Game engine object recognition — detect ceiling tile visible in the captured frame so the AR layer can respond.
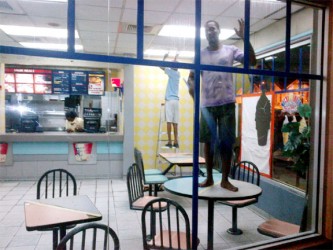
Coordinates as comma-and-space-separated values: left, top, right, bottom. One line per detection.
76, 6, 121, 22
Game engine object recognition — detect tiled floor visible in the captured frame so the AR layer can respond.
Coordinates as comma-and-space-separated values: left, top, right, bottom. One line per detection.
0, 178, 272, 250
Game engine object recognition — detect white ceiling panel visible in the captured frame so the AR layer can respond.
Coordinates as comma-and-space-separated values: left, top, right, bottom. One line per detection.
121, 9, 137, 23
29, 17, 67, 29
250, 18, 277, 33
164, 13, 195, 26
144, 11, 171, 25
202, 0, 239, 16
78, 31, 113, 41
220, 1, 245, 18
16, 1, 67, 18
75, 0, 123, 8
77, 20, 119, 33
250, 1, 286, 19
76, 6, 122, 22
0, 13, 33, 26
174, 0, 195, 14
82, 40, 116, 54
144, 0, 181, 12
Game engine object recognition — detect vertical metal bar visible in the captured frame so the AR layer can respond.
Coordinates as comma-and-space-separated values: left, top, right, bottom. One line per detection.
285, 0, 291, 73
52, 172, 55, 198
272, 58, 275, 90
243, 0, 251, 69
137, 0, 144, 59
191, 0, 201, 248
59, 172, 63, 197
67, 0, 75, 53
299, 47, 303, 89
93, 228, 97, 250
45, 175, 48, 198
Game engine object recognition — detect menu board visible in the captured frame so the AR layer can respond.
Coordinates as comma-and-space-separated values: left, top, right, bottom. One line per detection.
5, 68, 52, 94
71, 71, 88, 95
4, 68, 104, 96
52, 70, 70, 94
88, 71, 105, 95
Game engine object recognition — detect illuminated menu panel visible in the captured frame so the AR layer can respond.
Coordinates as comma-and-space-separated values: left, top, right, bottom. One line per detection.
4, 68, 104, 96
52, 70, 70, 94
88, 72, 105, 96
71, 71, 88, 95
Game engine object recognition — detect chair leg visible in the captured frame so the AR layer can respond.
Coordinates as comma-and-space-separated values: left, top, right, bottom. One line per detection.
149, 184, 152, 196
227, 206, 243, 235
52, 229, 58, 250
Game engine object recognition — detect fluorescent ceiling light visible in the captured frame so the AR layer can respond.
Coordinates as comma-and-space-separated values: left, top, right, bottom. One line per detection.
20, 42, 83, 51
144, 49, 194, 58
0, 25, 79, 39
158, 25, 235, 40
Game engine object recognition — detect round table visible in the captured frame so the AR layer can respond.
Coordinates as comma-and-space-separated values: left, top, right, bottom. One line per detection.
164, 176, 262, 250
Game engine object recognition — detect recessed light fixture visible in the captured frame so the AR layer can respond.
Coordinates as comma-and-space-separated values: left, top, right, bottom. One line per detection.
20, 42, 83, 51
0, 25, 79, 39
158, 25, 235, 40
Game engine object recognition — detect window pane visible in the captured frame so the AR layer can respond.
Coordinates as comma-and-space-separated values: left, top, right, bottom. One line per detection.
0, 0, 68, 51
251, 0, 287, 72
144, 0, 195, 61
75, 0, 136, 57
201, 0, 245, 68
290, 4, 323, 75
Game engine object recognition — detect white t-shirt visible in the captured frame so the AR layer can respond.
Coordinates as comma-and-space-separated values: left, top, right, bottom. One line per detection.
201, 45, 244, 107
66, 117, 84, 131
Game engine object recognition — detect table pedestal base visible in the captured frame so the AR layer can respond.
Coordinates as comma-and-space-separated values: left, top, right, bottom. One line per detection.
227, 228, 243, 235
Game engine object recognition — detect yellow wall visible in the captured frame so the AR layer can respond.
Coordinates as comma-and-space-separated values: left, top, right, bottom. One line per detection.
134, 65, 194, 170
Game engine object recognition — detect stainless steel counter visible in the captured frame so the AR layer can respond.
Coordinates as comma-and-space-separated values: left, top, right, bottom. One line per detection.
0, 132, 123, 142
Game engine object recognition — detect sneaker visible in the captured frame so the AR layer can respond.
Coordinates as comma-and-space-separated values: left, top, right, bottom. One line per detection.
173, 143, 179, 148
165, 143, 172, 148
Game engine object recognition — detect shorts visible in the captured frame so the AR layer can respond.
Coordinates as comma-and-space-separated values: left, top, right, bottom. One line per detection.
199, 103, 235, 149
165, 100, 179, 123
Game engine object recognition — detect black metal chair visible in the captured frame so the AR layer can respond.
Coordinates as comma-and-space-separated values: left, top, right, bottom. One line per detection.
134, 148, 168, 196
56, 222, 120, 250
36, 168, 77, 249
126, 163, 158, 210
141, 197, 199, 250
220, 161, 260, 235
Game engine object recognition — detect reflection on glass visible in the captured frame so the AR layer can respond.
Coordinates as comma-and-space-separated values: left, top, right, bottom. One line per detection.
0, 1, 68, 50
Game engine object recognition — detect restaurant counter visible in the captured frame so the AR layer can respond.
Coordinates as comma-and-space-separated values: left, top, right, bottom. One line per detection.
0, 132, 124, 180
0, 132, 123, 142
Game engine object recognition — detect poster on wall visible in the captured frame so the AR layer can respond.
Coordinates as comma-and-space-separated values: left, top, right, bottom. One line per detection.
241, 94, 273, 175
71, 71, 88, 95
68, 142, 96, 164
52, 70, 71, 94
0, 143, 8, 163
88, 71, 105, 95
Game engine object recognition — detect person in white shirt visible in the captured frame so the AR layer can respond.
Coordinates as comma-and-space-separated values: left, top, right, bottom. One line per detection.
65, 111, 84, 133
160, 53, 181, 148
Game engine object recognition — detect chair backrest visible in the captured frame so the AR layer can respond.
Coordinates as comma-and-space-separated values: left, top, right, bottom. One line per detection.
141, 197, 192, 250
56, 222, 120, 250
134, 147, 146, 179
127, 163, 144, 209
37, 168, 77, 199
231, 161, 260, 186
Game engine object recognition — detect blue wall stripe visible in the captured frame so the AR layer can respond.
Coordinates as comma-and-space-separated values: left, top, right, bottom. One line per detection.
96, 142, 123, 154
13, 142, 68, 155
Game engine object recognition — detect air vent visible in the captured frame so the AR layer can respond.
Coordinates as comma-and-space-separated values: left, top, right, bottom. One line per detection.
118, 22, 161, 35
